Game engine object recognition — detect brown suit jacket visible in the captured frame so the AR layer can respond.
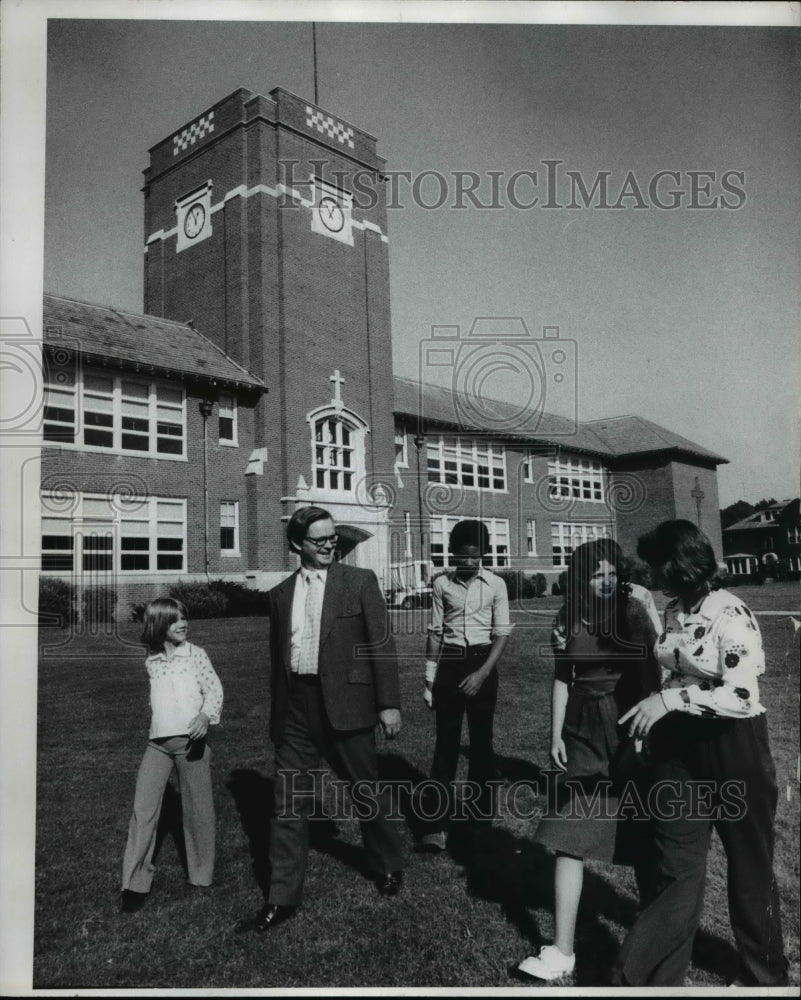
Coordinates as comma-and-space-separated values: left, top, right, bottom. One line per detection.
268, 561, 400, 743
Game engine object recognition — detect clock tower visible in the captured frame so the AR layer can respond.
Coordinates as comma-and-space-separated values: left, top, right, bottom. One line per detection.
142, 88, 396, 582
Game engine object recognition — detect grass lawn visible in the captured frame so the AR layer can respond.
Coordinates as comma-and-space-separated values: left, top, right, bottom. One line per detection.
34, 583, 799, 989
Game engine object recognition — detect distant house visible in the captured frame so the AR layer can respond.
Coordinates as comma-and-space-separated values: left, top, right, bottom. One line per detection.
722, 498, 801, 579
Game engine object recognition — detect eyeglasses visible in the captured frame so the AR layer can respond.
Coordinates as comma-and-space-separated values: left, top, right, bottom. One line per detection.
304, 533, 338, 549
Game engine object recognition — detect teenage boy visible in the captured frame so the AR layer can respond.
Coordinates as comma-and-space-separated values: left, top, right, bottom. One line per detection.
418, 519, 512, 850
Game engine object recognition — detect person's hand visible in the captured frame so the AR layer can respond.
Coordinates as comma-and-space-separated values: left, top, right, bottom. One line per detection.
619, 693, 669, 739
379, 708, 402, 739
550, 738, 567, 771
423, 681, 434, 709
458, 668, 488, 698
187, 712, 209, 740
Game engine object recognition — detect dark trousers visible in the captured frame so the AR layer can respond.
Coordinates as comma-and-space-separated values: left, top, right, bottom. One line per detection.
268, 674, 405, 907
613, 713, 788, 986
423, 644, 499, 832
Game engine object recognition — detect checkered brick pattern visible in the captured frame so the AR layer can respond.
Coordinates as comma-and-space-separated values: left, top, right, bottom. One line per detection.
305, 107, 355, 149
173, 112, 215, 156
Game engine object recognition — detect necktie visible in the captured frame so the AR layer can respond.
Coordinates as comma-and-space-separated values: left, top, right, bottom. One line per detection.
296, 572, 324, 674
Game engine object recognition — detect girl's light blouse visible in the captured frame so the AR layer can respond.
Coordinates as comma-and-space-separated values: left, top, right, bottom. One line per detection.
146, 642, 223, 739
656, 589, 766, 719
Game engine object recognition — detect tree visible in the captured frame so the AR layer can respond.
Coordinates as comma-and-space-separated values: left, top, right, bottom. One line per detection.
720, 500, 754, 529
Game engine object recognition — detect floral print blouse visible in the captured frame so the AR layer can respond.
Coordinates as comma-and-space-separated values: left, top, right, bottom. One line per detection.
146, 642, 224, 739
656, 589, 766, 719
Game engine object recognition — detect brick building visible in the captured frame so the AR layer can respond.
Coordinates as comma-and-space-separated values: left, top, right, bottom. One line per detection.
41, 87, 729, 612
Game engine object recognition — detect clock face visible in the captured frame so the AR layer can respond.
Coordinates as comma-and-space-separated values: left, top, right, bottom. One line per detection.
184, 203, 206, 239
318, 196, 345, 233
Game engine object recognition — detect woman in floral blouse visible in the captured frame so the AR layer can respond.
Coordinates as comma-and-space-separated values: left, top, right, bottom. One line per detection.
612, 520, 788, 987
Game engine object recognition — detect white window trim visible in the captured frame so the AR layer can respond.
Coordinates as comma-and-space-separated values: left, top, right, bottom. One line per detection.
307, 405, 368, 497
40, 491, 187, 575
220, 501, 240, 557
218, 394, 239, 447
429, 515, 510, 570
547, 456, 607, 504
43, 364, 187, 461
550, 521, 613, 568
526, 518, 538, 557
394, 427, 409, 469
426, 435, 508, 494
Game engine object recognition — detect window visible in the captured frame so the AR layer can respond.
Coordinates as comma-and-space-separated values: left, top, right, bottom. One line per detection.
788, 526, 800, 545
426, 436, 506, 492
547, 456, 606, 503
313, 415, 362, 492
41, 492, 186, 574
429, 516, 510, 569
220, 502, 240, 555
526, 519, 537, 556
551, 521, 613, 568
43, 358, 186, 459
394, 428, 408, 468
218, 394, 238, 445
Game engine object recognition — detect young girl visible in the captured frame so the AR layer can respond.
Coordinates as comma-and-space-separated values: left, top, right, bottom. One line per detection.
120, 598, 223, 913
518, 539, 661, 981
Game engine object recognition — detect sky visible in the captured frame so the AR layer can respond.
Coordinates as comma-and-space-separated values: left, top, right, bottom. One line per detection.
37, 11, 800, 508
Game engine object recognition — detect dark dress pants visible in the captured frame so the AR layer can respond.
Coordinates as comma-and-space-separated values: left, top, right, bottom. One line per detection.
268, 674, 405, 907
423, 644, 499, 833
613, 713, 788, 987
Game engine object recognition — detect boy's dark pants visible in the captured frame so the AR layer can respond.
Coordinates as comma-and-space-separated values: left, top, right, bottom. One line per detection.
422, 643, 499, 833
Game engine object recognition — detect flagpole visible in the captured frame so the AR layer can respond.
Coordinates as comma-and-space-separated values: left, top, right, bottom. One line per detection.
312, 22, 319, 105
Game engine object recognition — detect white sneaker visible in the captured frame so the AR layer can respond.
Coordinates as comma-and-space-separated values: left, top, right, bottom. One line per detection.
518, 945, 576, 981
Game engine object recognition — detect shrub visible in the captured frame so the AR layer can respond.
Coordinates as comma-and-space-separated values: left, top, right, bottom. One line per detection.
495, 570, 539, 601
168, 582, 230, 619
81, 585, 118, 623
39, 577, 73, 627
533, 573, 548, 597
209, 579, 269, 616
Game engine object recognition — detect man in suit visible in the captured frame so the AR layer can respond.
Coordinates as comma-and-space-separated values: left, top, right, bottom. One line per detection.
255, 505, 405, 930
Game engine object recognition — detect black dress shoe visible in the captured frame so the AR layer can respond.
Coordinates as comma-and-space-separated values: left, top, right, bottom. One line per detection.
375, 870, 403, 896
254, 902, 295, 931
120, 889, 148, 913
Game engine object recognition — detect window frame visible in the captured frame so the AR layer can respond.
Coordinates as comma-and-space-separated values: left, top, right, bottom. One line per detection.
426, 435, 507, 494
218, 394, 238, 447
41, 492, 187, 575
220, 500, 240, 556
429, 515, 510, 570
550, 521, 613, 568
310, 412, 366, 496
43, 360, 187, 460
547, 456, 607, 504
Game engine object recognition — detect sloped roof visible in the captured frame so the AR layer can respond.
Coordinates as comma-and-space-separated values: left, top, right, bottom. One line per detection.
394, 378, 728, 464
584, 415, 728, 464
393, 377, 613, 457
724, 498, 798, 533
44, 293, 266, 393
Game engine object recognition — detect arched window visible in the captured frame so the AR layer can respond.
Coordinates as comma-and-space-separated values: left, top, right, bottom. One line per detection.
309, 410, 367, 494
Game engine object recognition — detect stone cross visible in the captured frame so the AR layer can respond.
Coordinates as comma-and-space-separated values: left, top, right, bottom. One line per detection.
329, 369, 345, 407
691, 476, 705, 526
